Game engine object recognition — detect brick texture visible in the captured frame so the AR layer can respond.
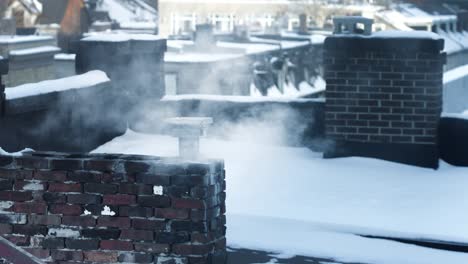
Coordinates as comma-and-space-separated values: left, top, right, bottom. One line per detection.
323, 35, 445, 168
0, 152, 226, 264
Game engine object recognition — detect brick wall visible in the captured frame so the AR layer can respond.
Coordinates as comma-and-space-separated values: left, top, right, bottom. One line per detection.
0, 152, 226, 264
323, 35, 446, 168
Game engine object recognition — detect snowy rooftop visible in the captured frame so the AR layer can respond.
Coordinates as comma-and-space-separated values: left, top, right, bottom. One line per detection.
164, 52, 243, 63
94, 129, 468, 264
0, 35, 53, 44
54, 53, 76, 61
9, 46, 60, 56
5, 71, 110, 99
97, 0, 157, 24
82, 33, 163, 42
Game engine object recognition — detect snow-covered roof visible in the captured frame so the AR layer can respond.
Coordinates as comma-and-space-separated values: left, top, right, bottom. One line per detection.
372, 30, 442, 40
0, 35, 53, 44
97, 0, 157, 24
9, 46, 60, 56
94, 129, 468, 264
81, 33, 163, 42
54, 53, 76, 61
164, 52, 243, 63
5, 71, 110, 100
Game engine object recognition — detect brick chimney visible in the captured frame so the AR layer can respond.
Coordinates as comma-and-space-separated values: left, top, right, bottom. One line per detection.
323, 22, 445, 168
298, 14, 308, 35
194, 24, 216, 50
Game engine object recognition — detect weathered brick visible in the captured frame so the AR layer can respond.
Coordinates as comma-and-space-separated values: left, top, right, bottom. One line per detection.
154, 208, 189, 220
133, 242, 169, 253
41, 238, 65, 249
43, 193, 67, 203
135, 173, 170, 185
84, 159, 116, 172
0, 214, 27, 224
103, 194, 136, 205
15, 157, 49, 169
48, 183, 82, 193
83, 251, 118, 262
172, 175, 209, 186
67, 171, 102, 182
172, 198, 207, 209
12, 202, 47, 214
119, 206, 153, 217
25, 248, 50, 259
49, 204, 82, 216
34, 170, 67, 181
124, 161, 151, 174
100, 240, 133, 251
84, 183, 118, 194
81, 228, 120, 239
67, 194, 101, 204
14, 180, 46, 191
97, 216, 130, 228
65, 239, 99, 250
0, 179, 13, 191
62, 216, 96, 227
0, 191, 32, 201
0, 168, 31, 180
156, 232, 189, 244
0, 223, 12, 234
132, 219, 165, 230
5, 234, 30, 246
120, 229, 153, 241
118, 252, 153, 263
119, 183, 153, 195
28, 215, 61, 226
50, 159, 83, 171
172, 243, 214, 255
138, 195, 171, 208
0, 156, 14, 167
12, 224, 48, 236
51, 249, 83, 261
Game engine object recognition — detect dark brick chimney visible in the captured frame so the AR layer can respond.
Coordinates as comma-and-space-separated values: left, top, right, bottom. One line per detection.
323, 32, 446, 168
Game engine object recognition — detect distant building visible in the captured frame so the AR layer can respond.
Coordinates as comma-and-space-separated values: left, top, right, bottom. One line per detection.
158, 0, 290, 37
4, 0, 43, 28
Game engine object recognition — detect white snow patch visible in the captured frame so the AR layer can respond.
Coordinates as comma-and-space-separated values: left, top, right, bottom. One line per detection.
82, 33, 162, 42
101, 206, 116, 216
9, 46, 60, 56
444, 64, 468, 84
48, 228, 80, 238
442, 112, 468, 120
0, 201, 14, 211
372, 30, 442, 40
0, 147, 33, 157
0, 35, 53, 44
23, 181, 45, 191
54, 53, 76, 61
153, 186, 164, 195
83, 209, 92, 216
5, 70, 110, 99
93, 130, 468, 263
